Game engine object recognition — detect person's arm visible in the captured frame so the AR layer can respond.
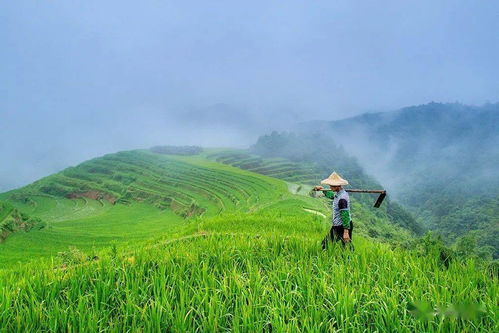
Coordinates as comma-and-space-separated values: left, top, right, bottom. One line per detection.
323, 190, 335, 199
313, 186, 335, 199
338, 198, 351, 229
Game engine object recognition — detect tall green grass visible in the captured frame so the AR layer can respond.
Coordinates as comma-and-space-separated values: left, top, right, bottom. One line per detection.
1, 211, 497, 332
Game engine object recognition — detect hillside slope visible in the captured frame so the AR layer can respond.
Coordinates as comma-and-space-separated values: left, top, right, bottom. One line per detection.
0, 147, 497, 331
247, 132, 424, 235
311, 102, 499, 196
207, 148, 422, 243
0, 149, 325, 265
297, 103, 499, 257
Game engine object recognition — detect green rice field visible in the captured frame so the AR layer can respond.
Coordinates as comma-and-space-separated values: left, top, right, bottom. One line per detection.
0, 149, 497, 331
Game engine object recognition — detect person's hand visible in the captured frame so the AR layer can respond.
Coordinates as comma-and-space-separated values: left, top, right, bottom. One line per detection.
313, 186, 324, 191
343, 230, 351, 242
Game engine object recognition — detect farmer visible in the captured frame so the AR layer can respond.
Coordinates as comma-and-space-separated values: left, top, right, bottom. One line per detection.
313, 172, 353, 250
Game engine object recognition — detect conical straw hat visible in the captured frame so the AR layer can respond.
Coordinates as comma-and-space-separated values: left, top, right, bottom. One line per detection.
321, 172, 349, 186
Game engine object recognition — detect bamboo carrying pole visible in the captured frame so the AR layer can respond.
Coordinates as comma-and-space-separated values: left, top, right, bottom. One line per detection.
312, 188, 387, 208
344, 189, 385, 194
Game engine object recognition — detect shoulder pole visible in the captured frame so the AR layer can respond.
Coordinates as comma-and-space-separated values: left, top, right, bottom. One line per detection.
312, 188, 387, 208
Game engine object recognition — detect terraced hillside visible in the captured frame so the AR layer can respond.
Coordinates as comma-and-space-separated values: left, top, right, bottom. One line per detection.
5, 150, 282, 216
0, 149, 325, 266
0, 148, 497, 331
208, 149, 422, 240
208, 149, 322, 184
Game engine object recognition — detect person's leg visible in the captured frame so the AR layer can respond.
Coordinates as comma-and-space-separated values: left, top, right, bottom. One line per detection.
322, 226, 334, 250
347, 221, 354, 251
335, 225, 354, 247
321, 234, 328, 250
330, 223, 354, 250
332, 226, 344, 244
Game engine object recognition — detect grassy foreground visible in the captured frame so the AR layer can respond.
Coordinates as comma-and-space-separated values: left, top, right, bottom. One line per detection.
1, 208, 497, 332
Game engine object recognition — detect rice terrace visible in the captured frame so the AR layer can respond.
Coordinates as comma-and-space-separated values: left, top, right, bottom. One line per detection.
0, 147, 497, 331
2, 1, 499, 332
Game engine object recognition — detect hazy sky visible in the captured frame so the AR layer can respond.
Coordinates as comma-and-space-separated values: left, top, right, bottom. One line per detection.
1, 0, 499, 191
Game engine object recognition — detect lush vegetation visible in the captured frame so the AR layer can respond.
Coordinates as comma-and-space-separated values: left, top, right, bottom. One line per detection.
208, 148, 422, 245
415, 194, 499, 260
0, 200, 43, 242
208, 149, 322, 184
0, 150, 297, 265
1, 203, 497, 331
0, 148, 496, 331
311, 102, 499, 257
246, 132, 424, 236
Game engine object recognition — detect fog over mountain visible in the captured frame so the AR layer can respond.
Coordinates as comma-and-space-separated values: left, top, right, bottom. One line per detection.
296, 102, 499, 255
2, 1, 499, 191
299, 102, 499, 198
1, 104, 303, 192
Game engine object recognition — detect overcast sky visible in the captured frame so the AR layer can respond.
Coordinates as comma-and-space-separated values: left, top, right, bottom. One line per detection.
1, 0, 499, 191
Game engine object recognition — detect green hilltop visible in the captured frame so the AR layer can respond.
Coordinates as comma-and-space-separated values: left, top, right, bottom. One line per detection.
0, 147, 497, 331
0, 149, 308, 264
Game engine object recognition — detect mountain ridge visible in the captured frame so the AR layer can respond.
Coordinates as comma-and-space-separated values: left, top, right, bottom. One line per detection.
295, 102, 499, 257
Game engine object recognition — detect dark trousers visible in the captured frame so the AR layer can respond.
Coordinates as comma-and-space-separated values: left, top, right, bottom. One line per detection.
322, 221, 354, 250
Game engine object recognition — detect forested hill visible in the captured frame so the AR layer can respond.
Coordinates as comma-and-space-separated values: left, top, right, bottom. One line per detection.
311, 102, 499, 195
296, 102, 499, 257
